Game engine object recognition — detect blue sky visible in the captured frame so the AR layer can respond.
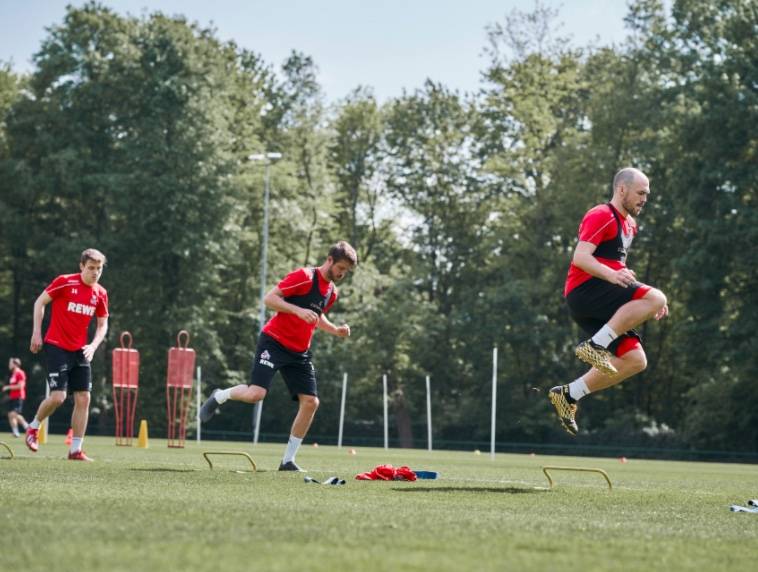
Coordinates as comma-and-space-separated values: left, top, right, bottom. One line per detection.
0, 0, 632, 101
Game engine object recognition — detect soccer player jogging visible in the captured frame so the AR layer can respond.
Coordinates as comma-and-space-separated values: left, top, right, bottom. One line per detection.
549, 168, 669, 435
199, 241, 357, 472
3, 358, 29, 437
25, 249, 109, 460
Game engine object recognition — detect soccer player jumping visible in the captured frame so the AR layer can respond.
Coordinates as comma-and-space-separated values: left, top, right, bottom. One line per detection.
549, 168, 668, 435
199, 241, 357, 471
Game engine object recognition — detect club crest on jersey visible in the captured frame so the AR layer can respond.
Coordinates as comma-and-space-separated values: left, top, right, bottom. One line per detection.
90, 294, 98, 305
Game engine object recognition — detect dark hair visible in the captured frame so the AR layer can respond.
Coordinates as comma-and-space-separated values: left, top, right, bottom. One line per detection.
328, 241, 358, 266
81, 248, 107, 265
10, 357, 21, 367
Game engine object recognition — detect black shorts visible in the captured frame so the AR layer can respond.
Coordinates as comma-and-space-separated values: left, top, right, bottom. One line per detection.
566, 278, 644, 351
44, 343, 92, 393
8, 399, 24, 413
250, 333, 317, 401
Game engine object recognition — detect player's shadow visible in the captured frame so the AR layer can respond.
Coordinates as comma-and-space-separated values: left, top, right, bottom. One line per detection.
392, 486, 548, 494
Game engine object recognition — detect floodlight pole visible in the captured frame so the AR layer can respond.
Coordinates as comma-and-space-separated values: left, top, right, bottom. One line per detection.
338, 372, 347, 448
490, 346, 498, 461
249, 152, 282, 445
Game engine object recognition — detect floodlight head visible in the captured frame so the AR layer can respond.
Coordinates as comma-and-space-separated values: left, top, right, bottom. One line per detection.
248, 153, 265, 161
266, 152, 283, 160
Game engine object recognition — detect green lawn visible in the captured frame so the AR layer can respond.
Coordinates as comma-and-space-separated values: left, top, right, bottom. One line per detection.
1, 434, 757, 572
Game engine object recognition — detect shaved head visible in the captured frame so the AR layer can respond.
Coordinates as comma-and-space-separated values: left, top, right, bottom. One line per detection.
613, 167, 646, 193
611, 167, 650, 216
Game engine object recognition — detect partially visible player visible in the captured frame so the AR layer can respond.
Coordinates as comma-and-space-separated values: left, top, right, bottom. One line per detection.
3, 358, 29, 437
549, 168, 668, 435
199, 241, 357, 471
25, 248, 109, 460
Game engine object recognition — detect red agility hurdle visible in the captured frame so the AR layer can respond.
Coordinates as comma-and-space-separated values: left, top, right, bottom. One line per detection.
112, 332, 140, 446
166, 330, 196, 448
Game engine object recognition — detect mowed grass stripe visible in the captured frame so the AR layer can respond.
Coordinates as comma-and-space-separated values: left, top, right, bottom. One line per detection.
1, 435, 756, 572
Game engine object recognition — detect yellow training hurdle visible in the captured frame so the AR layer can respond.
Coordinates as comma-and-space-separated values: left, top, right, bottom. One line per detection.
542, 465, 612, 490
0, 441, 14, 459
202, 451, 257, 472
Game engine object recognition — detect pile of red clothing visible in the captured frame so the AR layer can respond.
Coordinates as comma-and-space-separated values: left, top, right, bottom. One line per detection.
355, 464, 417, 481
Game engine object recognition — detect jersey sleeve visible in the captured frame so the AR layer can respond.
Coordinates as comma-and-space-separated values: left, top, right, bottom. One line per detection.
324, 289, 338, 314
578, 207, 617, 245
45, 275, 69, 299
277, 268, 312, 296
96, 289, 109, 318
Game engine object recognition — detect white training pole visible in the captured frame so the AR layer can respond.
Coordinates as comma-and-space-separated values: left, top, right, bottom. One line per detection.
426, 375, 432, 452
383, 373, 389, 450
253, 401, 262, 445
196, 366, 201, 443
338, 372, 347, 448
490, 346, 498, 461
44, 381, 50, 436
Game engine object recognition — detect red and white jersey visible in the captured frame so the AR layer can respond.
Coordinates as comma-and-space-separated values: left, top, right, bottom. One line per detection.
564, 203, 638, 296
44, 273, 109, 351
9, 368, 26, 400
263, 267, 338, 353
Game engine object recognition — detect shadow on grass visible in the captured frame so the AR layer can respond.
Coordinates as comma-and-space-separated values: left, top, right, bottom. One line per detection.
392, 486, 548, 494
129, 467, 270, 474
129, 467, 198, 473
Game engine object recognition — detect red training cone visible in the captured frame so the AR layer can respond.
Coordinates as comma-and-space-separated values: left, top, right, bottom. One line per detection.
65, 428, 74, 446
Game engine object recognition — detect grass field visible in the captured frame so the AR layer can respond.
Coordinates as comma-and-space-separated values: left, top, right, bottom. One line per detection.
1, 434, 757, 572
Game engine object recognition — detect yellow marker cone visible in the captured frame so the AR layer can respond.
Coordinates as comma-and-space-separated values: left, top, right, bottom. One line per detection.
137, 420, 149, 448
38, 420, 48, 444
65, 428, 73, 445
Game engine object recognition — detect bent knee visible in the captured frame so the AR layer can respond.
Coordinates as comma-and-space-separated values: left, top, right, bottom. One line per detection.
242, 385, 267, 403
50, 392, 67, 405
300, 395, 319, 410
623, 349, 647, 373
645, 288, 667, 310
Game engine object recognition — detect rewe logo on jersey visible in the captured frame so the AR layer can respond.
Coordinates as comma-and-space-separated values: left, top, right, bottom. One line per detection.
67, 302, 96, 316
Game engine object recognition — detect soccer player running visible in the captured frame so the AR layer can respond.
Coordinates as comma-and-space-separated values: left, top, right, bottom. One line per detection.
25, 249, 109, 460
3, 358, 29, 437
549, 168, 668, 435
199, 241, 357, 471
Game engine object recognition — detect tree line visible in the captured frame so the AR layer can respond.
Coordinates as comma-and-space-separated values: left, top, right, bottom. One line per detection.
0, 0, 755, 456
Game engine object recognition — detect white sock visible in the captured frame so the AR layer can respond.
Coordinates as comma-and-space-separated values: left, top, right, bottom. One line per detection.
214, 388, 232, 405
282, 435, 303, 463
591, 324, 619, 348
70, 437, 83, 453
568, 377, 591, 401
30, 418, 41, 430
